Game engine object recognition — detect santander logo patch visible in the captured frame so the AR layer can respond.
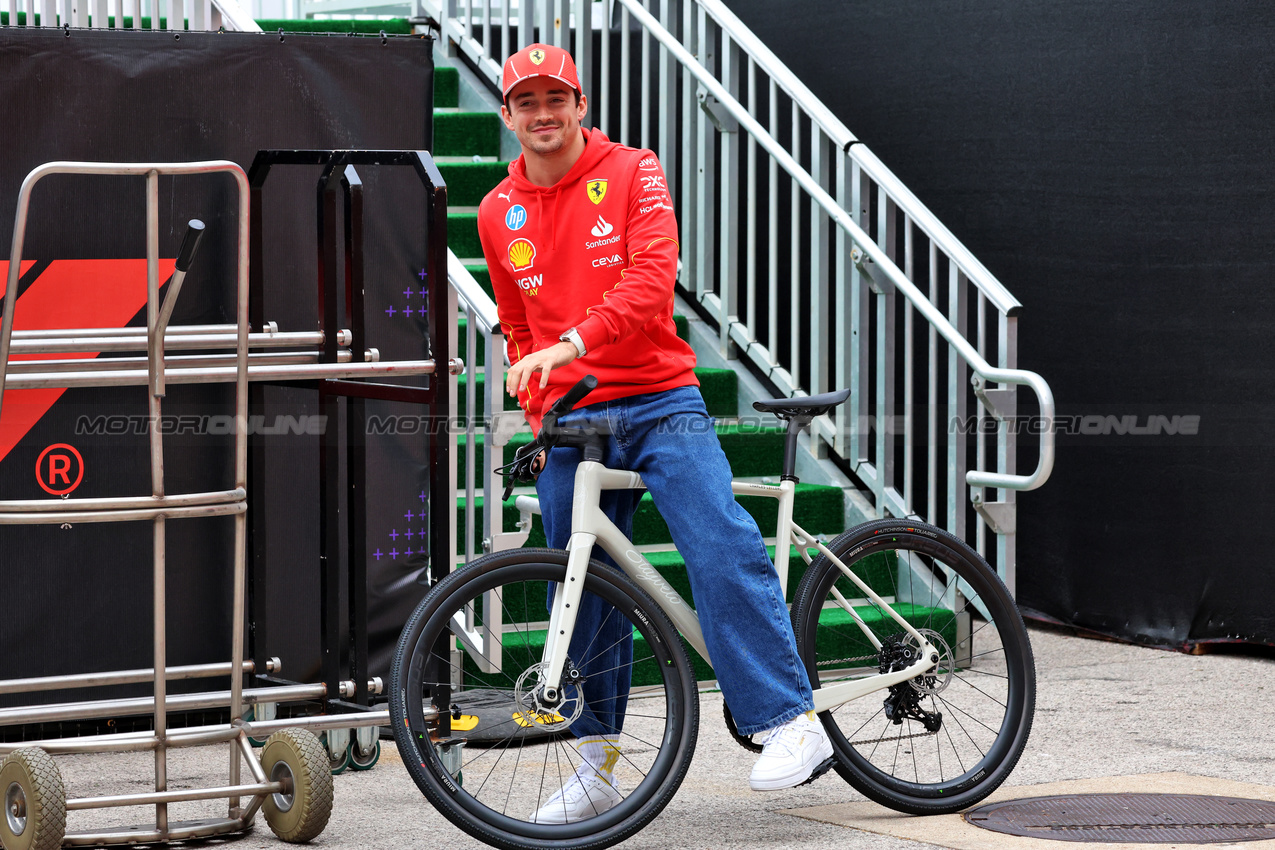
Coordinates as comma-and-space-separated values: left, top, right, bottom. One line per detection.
590, 215, 613, 238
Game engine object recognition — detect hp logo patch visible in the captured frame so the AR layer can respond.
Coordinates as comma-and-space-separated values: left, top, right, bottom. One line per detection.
505, 204, 528, 231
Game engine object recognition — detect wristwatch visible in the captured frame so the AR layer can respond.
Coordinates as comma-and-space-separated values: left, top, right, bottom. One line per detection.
559, 327, 586, 357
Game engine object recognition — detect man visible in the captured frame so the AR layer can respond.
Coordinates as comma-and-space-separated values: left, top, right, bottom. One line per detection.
477, 43, 832, 823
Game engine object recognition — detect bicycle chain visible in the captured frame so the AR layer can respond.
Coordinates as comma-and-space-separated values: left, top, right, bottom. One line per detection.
816, 654, 877, 667
848, 729, 939, 747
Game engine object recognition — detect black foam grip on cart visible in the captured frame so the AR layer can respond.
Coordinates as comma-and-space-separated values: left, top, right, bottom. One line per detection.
175, 219, 206, 273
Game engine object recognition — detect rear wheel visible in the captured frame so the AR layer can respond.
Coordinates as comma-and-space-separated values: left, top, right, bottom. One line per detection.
390, 548, 698, 850
791, 520, 1035, 814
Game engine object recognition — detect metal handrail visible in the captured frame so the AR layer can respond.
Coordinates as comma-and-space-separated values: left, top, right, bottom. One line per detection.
615, 0, 1053, 492
450, 251, 501, 333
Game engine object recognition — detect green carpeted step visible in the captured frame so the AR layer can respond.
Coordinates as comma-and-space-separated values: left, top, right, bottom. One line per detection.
456, 367, 735, 419
434, 111, 502, 158
437, 161, 510, 207
449, 213, 481, 259
455, 424, 785, 484
435, 65, 460, 109
457, 598, 956, 687
454, 482, 844, 550
691, 368, 736, 417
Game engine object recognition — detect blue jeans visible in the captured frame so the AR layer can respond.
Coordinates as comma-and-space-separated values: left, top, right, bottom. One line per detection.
535, 385, 814, 738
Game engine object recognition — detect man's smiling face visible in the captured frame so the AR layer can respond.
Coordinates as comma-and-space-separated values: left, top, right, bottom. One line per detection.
501, 77, 588, 158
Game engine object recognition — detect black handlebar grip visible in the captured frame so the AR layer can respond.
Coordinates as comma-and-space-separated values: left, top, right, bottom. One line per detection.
175, 219, 206, 273
551, 374, 598, 416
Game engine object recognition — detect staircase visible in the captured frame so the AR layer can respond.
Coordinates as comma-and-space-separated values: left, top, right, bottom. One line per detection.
433, 62, 852, 683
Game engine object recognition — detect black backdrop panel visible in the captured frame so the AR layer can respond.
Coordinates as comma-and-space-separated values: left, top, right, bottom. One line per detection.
0, 27, 435, 699
723, 0, 1275, 648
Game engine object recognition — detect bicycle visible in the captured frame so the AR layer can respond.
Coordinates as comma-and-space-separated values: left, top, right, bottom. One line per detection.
389, 375, 1035, 850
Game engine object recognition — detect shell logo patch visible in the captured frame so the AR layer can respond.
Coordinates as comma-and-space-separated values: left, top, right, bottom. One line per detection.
530, 48, 546, 65
586, 179, 608, 205
508, 238, 536, 270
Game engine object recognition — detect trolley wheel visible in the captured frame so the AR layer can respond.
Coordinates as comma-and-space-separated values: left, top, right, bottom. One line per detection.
348, 739, 380, 772
259, 729, 334, 843
318, 733, 351, 775
0, 748, 66, 850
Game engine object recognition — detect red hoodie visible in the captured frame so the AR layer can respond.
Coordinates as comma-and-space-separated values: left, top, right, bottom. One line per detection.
477, 128, 698, 432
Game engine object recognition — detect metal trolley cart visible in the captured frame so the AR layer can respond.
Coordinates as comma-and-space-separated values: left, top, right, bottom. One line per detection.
0, 158, 454, 849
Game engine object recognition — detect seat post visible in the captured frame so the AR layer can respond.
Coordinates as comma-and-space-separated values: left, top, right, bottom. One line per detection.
781, 416, 808, 482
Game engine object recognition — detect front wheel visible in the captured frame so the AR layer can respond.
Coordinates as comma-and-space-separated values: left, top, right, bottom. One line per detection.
390, 548, 699, 850
791, 520, 1035, 814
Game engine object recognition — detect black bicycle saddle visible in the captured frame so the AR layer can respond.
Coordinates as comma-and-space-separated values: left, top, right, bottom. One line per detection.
752, 388, 851, 420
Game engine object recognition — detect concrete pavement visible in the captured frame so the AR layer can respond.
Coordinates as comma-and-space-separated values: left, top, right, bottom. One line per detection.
50, 624, 1275, 849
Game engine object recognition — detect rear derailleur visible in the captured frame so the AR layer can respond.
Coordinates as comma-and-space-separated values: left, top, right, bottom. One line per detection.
879, 634, 943, 733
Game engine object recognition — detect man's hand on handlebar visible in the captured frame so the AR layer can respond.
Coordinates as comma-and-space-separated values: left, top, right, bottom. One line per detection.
505, 341, 578, 398
496, 375, 599, 501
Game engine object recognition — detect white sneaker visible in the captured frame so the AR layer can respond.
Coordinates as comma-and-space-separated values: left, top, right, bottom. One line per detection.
529, 771, 624, 823
748, 711, 834, 791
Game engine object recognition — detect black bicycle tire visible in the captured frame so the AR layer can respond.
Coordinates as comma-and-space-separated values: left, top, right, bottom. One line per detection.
389, 548, 699, 850
790, 519, 1035, 814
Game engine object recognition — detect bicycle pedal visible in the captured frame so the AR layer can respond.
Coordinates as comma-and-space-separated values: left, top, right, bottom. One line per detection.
798, 756, 837, 787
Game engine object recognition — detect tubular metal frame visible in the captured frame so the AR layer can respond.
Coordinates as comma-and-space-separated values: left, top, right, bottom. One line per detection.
0, 160, 437, 844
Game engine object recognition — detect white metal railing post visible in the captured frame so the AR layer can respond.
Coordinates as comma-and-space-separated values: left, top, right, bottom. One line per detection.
902, 217, 915, 514
693, 4, 714, 306
848, 161, 870, 482
639, 0, 650, 150
574, 0, 592, 127
657, 0, 676, 198
998, 315, 1018, 592
809, 130, 829, 400
716, 34, 738, 358
946, 265, 968, 540
833, 152, 850, 456
787, 99, 799, 376
766, 77, 777, 368
619, 2, 631, 141
517, 0, 530, 51
876, 190, 897, 512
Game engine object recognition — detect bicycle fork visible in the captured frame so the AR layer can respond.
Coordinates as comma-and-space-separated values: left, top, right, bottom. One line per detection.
537, 460, 622, 704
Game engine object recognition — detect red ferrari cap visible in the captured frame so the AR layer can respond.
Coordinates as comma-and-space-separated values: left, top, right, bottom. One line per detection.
501, 43, 582, 97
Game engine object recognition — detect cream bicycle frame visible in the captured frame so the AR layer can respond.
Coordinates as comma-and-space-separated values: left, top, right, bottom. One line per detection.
532, 460, 938, 713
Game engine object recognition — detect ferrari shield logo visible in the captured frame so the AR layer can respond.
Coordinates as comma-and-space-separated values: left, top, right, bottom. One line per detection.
586, 179, 608, 205
530, 48, 545, 65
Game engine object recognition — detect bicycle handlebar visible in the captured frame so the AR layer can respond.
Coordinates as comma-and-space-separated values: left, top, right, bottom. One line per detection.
497, 375, 598, 500
539, 374, 598, 436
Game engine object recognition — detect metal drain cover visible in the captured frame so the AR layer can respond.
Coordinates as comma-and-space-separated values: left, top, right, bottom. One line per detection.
964, 793, 1275, 843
